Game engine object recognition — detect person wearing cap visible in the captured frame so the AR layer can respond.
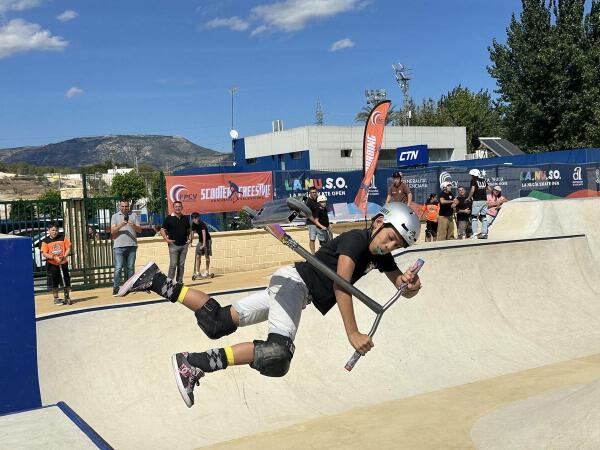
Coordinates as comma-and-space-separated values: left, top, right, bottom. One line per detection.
466, 169, 489, 238
316, 194, 332, 247
115, 203, 422, 408
480, 185, 508, 239
385, 171, 412, 205
437, 181, 458, 240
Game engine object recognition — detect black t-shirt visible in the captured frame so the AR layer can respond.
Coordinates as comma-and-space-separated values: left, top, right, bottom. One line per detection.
191, 221, 211, 243
317, 207, 330, 228
295, 229, 398, 315
161, 215, 191, 246
305, 197, 320, 225
471, 178, 488, 201
456, 196, 472, 221
438, 191, 455, 217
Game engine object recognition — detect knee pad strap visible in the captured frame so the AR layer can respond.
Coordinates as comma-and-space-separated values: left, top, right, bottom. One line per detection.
251, 333, 295, 377
195, 298, 237, 339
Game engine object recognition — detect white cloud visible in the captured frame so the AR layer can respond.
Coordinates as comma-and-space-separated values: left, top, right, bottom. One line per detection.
205, 16, 249, 32
0, 0, 42, 14
0, 19, 68, 59
250, 25, 267, 37
252, 0, 361, 32
57, 10, 78, 22
65, 86, 84, 99
330, 37, 354, 51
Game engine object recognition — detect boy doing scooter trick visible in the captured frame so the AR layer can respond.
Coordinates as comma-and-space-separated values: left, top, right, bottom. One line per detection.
116, 203, 422, 407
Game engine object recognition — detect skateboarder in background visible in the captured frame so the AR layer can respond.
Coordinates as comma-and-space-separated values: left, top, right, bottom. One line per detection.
116, 203, 422, 407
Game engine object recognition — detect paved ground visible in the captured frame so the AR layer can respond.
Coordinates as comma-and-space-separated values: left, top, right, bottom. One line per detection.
24, 198, 600, 449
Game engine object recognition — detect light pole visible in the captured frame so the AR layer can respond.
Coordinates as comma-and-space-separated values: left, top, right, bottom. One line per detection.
229, 86, 239, 166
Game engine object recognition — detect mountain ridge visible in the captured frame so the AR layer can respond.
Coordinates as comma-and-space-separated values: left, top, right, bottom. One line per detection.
0, 135, 232, 171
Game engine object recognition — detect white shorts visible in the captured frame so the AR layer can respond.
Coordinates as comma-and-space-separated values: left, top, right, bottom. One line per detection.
232, 266, 310, 341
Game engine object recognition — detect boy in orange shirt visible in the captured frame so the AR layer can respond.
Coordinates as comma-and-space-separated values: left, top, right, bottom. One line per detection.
40, 222, 72, 305
420, 194, 440, 242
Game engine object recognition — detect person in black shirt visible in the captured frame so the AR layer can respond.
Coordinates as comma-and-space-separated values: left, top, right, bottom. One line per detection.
116, 203, 423, 408
160, 201, 191, 282
304, 186, 324, 254
316, 194, 332, 246
437, 181, 457, 240
455, 186, 472, 239
466, 169, 489, 237
190, 212, 212, 278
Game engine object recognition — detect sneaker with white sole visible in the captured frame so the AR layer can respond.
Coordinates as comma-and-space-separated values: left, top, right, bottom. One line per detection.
53, 297, 63, 305
172, 352, 204, 408
114, 261, 160, 297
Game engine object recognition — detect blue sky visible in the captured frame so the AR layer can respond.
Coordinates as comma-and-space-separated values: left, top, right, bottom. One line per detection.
0, 0, 523, 153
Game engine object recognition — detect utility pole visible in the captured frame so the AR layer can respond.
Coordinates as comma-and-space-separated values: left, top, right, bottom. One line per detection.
229, 86, 238, 131
229, 87, 239, 166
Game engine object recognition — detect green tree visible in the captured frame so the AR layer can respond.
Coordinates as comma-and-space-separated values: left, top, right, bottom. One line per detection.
146, 171, 166, 216
438, 86, 504, 151
110, 171, 147, 204
10, 199, 36, 222
354, 104, 397, 125
37, 189, 62, 219
488, 0, 599, 151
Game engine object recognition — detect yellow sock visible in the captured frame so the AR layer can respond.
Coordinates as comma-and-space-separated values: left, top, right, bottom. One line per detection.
224, 346, 235, 366
177, 286, 189, 303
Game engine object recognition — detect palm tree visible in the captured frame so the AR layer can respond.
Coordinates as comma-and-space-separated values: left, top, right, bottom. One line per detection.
354, 104, 397, 125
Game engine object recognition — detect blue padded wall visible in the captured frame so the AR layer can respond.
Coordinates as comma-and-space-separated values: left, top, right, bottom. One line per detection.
0, 235, 41, 414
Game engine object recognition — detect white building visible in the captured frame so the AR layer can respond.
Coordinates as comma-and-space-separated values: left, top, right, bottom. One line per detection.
234, 125, 467, 171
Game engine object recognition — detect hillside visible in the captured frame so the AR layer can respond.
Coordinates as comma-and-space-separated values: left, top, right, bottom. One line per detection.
0, 135, 232, 171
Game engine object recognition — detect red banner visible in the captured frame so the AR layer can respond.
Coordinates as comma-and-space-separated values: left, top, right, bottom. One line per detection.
165, 172, 273, 214
354, 100, 391, 213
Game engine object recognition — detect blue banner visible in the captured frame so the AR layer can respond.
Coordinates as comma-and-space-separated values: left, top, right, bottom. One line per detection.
396, 144, 428, 167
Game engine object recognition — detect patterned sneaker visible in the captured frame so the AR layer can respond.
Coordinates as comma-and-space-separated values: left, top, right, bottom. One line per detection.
114, 261, 159, 297
171, 352, 204, 408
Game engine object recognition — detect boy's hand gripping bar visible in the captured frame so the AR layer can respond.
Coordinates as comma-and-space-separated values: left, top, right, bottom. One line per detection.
344, 258, 424, 372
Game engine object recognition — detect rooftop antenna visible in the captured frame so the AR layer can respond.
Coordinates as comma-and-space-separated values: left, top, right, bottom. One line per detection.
392, 63, 412, 126
315, 98, 324, 126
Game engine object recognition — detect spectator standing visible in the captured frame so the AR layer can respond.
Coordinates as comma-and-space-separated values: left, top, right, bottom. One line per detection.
316, 195, 332, 247
437, 181, 457, 240
480, 185, 508, 239
385, 171, 413, 205
466, 169, 489, 237
161, 201, 191, 282
304, 186, 324, 254
190, 212, 213, 278
111, 199, 142, 296
41, 221, 72, 305
420, 193, 439, 242
455, 186, 472, 240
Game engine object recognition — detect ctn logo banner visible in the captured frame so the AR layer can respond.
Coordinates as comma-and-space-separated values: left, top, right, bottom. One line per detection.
166, 172, 273, 214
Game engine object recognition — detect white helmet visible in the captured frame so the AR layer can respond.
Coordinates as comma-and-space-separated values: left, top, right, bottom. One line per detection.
317, 195, 327, 202
373, 203, 421, 246
469, 168, 481, 177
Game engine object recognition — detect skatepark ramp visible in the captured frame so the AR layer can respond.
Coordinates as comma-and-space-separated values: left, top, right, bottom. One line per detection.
2, 198, 600, 448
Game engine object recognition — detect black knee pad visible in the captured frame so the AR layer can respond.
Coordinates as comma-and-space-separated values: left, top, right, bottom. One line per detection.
195, 298, 237, 339
250, 333, 295, 377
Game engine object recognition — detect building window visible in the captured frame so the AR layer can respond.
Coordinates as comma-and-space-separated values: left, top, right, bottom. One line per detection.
291, 152, 302, 160
341, 149, 352, 158
246, 158, 257, 165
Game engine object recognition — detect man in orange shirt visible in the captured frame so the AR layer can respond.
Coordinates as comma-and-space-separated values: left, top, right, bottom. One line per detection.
40, 222, 72, 305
